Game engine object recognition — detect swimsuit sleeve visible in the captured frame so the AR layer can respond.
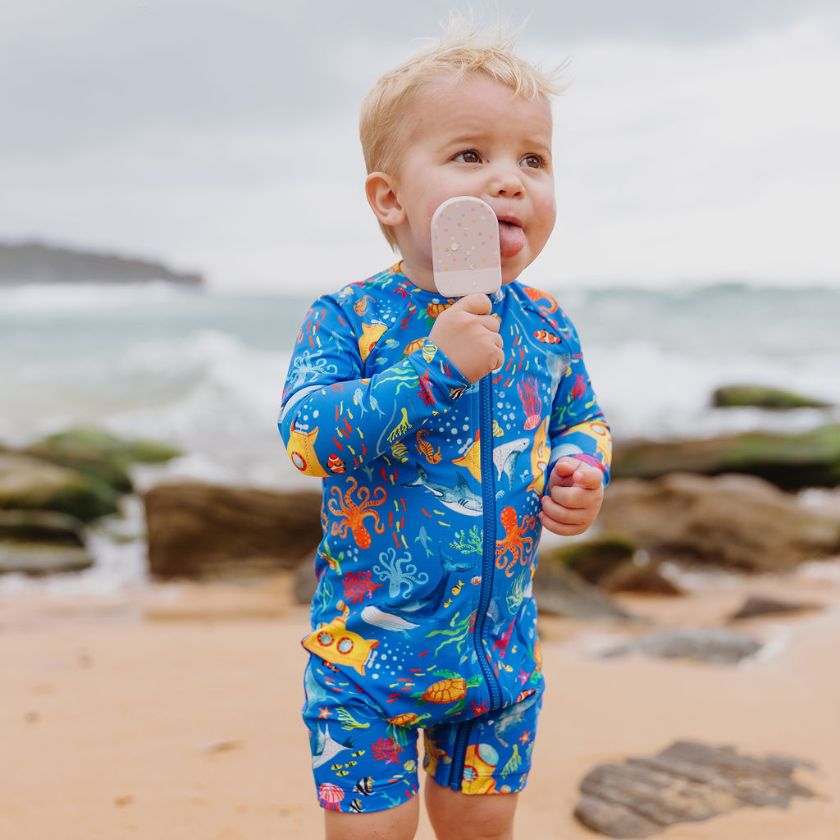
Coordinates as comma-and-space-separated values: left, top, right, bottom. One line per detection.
278, 294, 471, 477
544, 311, 612, 490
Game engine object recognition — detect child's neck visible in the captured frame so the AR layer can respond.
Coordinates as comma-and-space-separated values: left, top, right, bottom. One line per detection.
397, 258, 437, 293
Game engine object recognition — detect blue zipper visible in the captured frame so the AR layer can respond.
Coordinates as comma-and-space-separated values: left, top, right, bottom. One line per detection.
447, 369, 502, 790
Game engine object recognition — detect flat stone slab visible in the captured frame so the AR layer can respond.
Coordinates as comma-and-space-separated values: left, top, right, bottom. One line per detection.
599, 628, 763, 664
726, 595, 825, 621
575, 739, 818, 837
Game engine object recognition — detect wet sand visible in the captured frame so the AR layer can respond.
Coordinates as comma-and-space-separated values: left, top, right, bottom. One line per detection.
2, 561, 839, 839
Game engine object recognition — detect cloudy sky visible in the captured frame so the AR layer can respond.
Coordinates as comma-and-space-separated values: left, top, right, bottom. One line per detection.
2, 0, 839, 292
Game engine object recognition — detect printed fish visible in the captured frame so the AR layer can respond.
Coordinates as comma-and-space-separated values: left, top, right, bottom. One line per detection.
358, 323, 387, 362
415, 526, 433, 557
354, 777, 375, 795
533, 329, 564, 344
452, 432, 481, 480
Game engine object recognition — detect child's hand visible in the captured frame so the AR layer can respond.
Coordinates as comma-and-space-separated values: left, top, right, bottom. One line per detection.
539, 457, 605, 536
428, 294, 503, 384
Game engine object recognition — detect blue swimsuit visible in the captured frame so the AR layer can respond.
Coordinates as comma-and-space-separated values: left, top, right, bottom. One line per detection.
278, 263, 612, 814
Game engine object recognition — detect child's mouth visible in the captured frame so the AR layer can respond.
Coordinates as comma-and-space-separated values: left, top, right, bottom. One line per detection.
498, 220, 525, 258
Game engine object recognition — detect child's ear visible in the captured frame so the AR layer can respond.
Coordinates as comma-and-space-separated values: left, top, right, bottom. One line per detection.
365, 172, 405, 228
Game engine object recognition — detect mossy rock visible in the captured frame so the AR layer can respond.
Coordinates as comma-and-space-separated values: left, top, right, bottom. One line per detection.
539, 534, 637, 584
613, 424, 840, 490
0, 510, 86, 546
0, 453, 119, 522
23, 425, 182, 494
712, 384, 832, 410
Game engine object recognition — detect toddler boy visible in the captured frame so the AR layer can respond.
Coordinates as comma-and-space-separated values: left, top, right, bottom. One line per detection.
278, 20, 612, 840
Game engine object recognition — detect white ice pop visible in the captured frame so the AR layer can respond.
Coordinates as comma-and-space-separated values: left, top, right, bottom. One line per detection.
431, 196, 502, 297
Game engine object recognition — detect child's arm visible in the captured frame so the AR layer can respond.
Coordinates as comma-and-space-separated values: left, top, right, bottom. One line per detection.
539, 310, 612, 536
544, 311, 612, 485
278, 294, 471, 477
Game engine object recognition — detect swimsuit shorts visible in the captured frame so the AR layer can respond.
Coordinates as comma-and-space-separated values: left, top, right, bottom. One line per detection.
301, 654, 546, 814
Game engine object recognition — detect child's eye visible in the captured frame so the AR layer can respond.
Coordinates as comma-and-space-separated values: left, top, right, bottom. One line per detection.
453, 149, 482, 164
521, 154, 546, 169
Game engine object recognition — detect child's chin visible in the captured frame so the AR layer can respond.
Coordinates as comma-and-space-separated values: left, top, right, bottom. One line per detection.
501, 259, 529, 283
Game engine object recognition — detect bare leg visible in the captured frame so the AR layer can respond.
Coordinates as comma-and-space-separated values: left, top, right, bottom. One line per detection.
424, 776, 518, 840
324, 794, 419, 840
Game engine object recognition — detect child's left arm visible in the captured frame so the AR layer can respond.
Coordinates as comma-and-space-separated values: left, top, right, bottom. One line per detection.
539, 310, 612, 537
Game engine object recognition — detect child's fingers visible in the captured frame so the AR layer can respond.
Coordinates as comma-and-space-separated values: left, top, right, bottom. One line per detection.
538, 511, 587, 536
456, 293, 492, 316
540, 496, 588, 526
573, 466, 605, 491
551, 459, 604, 488
547, 484, 595, 510
550, 458, 579, 479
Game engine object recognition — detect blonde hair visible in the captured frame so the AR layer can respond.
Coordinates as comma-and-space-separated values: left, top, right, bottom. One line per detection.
360, 10, 569, 250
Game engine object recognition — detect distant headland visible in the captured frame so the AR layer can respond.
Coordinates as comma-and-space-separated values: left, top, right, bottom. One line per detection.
0, 240, 204, 286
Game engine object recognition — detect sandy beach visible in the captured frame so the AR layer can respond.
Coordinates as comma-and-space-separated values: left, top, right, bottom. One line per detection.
2, 561, 839, 840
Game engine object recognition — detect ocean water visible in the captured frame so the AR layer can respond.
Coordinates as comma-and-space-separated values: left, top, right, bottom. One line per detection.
2, 278, 838, 595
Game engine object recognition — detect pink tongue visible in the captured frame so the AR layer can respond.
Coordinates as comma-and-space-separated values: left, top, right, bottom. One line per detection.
498, 222, 525, 258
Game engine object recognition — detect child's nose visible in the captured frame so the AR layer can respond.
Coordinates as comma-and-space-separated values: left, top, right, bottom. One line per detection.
488, 164, 524, 198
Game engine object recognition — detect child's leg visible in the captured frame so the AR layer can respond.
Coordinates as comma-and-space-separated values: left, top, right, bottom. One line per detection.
424, 777, 518, 840
324, 796, 419, 840
421, 681, 545, 840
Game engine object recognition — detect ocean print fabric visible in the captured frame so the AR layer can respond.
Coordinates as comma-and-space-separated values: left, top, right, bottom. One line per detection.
278, 263, 612, 813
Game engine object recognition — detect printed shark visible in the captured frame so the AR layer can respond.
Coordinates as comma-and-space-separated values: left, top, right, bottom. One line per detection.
403, 464, 483, 517
311, 723, 354, 769
492, 438, 530, 486
492, 690, 540, 747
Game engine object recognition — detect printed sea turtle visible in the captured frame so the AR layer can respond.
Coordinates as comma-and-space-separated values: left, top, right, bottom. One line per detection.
410, 669, 482, 715
386, 712, 432, 728
385, 711, 432, 745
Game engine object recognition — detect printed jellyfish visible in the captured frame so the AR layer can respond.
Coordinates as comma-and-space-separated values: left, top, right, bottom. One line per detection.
319, 782, 345, 811
517, 376, 543, 431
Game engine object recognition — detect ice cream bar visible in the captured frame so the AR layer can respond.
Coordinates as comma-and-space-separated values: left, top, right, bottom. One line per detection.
431, 196, 502, 297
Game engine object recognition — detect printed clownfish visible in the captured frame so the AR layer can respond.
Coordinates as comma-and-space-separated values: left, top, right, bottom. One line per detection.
533, 330, 564, 345
327, 453, 346, 474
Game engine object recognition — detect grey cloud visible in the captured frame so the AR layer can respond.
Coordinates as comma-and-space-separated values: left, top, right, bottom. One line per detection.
3, 0, 838, 158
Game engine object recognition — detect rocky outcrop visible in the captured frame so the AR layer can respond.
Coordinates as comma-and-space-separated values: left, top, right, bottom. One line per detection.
575, 740, 818, 837
539, 537, 682, 596
0, 240, 203, 285
598, 473, 840, 573
612, 424, 840, 490
532, 561, 644, 622
143, 482, 323, 579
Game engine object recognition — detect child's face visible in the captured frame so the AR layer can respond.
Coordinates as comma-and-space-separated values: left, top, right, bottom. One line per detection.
383, 73, 556, 289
